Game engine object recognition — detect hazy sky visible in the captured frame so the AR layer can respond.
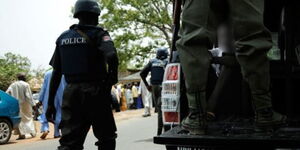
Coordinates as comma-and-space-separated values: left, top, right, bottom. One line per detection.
0, 0, 77, 69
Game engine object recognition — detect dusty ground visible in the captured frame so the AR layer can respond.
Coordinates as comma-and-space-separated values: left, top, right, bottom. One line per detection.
7, 109, 146, 145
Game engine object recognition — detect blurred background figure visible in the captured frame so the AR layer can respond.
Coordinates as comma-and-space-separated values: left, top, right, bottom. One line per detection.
6, 73, 36, 140
37, 70, 66, 139
120, 84, 128, 111
125, 84, 133, 109
139, 76, 152, 117
131, 82, 139, 109
111, 85, 121, 112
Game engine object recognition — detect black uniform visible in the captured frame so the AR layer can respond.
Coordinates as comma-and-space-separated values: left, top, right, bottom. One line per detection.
50, 24, 118, 150
140, 57, 168, 135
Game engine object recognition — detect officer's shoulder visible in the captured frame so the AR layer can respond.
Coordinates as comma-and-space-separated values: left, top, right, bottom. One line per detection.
95, 26, 113, 42
92, 26, 108, 35
56, 29, 72, 42
94, 25, 104, 30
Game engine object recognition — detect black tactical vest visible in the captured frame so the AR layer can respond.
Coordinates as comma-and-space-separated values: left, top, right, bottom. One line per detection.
150, 58, 168, 85
56, 25, 107, 83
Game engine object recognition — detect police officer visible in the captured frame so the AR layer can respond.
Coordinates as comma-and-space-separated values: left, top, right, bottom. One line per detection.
176, 0, 286, 135
140, 48, 168, 135
46, 0, 118, 149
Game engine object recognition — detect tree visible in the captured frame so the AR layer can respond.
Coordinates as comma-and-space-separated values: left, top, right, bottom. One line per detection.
0, 52, 31, 90
98, 0, 173, 71
31, 66, 47, 80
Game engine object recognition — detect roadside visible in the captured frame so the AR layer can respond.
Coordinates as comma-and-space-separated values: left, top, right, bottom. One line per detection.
2, 112, 162, 150
7, 109, 146, 145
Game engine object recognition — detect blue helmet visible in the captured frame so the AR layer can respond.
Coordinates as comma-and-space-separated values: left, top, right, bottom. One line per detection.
156, 48, 169, 60
73, 0, 101, 18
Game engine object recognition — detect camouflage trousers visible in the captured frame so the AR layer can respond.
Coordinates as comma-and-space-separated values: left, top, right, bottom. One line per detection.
176, 0, 273, 110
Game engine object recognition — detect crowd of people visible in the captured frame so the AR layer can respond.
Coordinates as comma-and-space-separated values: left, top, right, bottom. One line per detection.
4, 72, 155, 141
111, 80, 153, 117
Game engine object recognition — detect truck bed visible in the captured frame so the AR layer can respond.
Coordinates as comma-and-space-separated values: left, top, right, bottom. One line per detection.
154, 119, 300, 149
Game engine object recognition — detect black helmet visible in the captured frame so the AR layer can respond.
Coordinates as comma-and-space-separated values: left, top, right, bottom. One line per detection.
73, 0, 101, 18
156, 48, 169, 60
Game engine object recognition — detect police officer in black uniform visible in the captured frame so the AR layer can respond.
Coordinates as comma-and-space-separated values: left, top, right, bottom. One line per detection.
140, 48, 168, 135
46, 0, 118, 150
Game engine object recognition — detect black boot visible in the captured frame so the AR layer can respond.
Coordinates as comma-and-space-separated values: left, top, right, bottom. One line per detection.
255, 108, 287, 127
181, 92, 207, 135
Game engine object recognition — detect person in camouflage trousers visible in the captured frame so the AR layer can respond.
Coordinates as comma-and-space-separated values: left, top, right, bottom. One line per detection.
176, 0, 286, 135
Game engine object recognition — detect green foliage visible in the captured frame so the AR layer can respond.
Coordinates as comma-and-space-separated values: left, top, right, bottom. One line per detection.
0, 52, 31, 90
31, 66, 47, 80
98, 0, 172, 71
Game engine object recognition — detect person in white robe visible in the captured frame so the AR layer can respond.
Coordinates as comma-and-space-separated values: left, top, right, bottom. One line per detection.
139, 77, 152, 117
6, 73, 36, 140
125, 85, 133, 109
